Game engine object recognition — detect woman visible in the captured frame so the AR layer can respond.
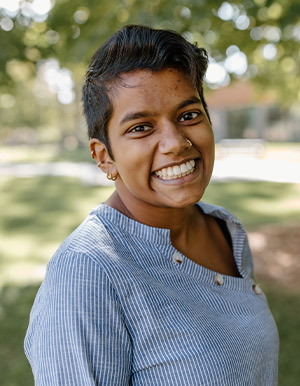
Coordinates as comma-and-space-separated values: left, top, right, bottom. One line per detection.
25, 25, 279, 385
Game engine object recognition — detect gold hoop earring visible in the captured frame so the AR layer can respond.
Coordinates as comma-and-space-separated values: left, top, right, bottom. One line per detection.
107, 173, 117, 181
97, 161, 102, 167
186, 139, 192, 150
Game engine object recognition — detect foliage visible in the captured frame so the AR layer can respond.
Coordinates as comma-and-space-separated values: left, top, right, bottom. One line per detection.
1, 0, 300, 104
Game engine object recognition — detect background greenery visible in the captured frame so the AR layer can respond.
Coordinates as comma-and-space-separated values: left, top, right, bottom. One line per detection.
1, 0, 300, 144
2, 0, 299, 100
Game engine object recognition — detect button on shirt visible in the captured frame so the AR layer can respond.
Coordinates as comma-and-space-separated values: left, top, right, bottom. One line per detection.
214, 273, 224, 285
24, 202, 279, 385
172, 252, 183, 264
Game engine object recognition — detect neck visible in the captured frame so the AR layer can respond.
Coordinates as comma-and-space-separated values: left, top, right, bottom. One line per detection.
105, 190, 200, 238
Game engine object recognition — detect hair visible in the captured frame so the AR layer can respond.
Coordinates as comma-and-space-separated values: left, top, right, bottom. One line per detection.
82, 24, 210, 158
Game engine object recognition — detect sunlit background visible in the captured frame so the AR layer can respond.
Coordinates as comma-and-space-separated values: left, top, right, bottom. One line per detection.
0, 1, 299, 385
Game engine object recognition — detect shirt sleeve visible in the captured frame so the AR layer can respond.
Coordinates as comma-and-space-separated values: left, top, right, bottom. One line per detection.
24, 251, 132, 385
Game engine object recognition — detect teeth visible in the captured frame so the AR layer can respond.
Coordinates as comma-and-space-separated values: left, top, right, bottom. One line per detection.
173, 165, 181, 175
167, 167, 173, 177
155, 160, 196, 180
180, 163, 188, 173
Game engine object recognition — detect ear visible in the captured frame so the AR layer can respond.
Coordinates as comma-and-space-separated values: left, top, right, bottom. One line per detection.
89, 138, 118, 178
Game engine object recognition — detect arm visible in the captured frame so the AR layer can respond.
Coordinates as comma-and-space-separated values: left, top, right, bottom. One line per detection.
24, 251, 132, 385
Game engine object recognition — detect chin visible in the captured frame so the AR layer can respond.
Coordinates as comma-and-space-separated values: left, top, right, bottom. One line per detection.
165, 192, 204, 209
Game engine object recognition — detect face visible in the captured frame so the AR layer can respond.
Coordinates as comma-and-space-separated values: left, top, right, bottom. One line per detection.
104, 68, 214, 212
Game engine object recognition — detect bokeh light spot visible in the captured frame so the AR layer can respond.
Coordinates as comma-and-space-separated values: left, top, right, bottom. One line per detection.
235, 15, 250, 30
74, 8, 89, 24
218, 2, 234, 21
206, 63, 228, 85
0, 16, 13, 31
262, 44, 277, 60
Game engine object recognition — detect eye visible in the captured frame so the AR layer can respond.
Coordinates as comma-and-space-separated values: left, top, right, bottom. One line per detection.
179, 111, 200, 122
129, 124, 151, 133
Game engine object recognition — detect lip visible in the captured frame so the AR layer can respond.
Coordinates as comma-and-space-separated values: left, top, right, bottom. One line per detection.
152, 157, 199, 174
152, 158, 200, 185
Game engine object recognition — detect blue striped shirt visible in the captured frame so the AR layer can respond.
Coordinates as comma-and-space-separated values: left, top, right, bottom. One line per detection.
24, 202, 279, 385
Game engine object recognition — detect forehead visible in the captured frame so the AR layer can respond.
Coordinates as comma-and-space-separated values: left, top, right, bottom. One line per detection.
108, 68, 197, 107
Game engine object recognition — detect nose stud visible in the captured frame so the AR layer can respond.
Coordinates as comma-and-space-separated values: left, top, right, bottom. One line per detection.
186, 139, 192, 150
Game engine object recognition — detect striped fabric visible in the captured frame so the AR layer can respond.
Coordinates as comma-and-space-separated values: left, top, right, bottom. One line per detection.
24, 202, 279, 385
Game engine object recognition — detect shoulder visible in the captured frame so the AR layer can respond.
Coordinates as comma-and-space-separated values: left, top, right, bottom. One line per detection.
38, 204, 148, 311
197, 201, 242, 225
49, 204, 130, 271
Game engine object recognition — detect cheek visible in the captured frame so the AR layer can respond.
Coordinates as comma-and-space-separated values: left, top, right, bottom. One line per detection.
192, 126, 214, 148
202, 124, 214, 144
115, 147, 151, 181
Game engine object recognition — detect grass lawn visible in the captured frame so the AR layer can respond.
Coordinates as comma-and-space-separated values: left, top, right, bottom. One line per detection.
0, 175, 299, 385
203, 180, 300, 229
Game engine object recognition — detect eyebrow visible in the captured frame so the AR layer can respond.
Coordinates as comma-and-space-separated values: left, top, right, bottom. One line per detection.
120, 111, 151, 125
119, 96, 202, 125
176, 96, 202, 110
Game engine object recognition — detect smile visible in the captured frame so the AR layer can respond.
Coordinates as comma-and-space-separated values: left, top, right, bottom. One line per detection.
154, 160, 196, 180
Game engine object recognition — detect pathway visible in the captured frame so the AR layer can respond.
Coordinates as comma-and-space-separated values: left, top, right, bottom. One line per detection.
0, 155, 299, 184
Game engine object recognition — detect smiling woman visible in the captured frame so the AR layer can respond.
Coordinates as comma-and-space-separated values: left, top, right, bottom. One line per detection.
24, 25, 279, 385
94, 68, 215, 214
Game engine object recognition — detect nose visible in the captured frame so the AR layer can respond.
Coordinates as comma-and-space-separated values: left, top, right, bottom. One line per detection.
158, 122, 188, 155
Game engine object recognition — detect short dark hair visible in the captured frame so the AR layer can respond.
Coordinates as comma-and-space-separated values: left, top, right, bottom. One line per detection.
82, 24, 210, 157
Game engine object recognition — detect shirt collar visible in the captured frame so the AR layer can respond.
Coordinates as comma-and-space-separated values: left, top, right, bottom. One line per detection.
92, 202, 242, 246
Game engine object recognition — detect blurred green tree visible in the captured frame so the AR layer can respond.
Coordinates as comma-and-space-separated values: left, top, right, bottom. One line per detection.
0, 0, 299, 138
